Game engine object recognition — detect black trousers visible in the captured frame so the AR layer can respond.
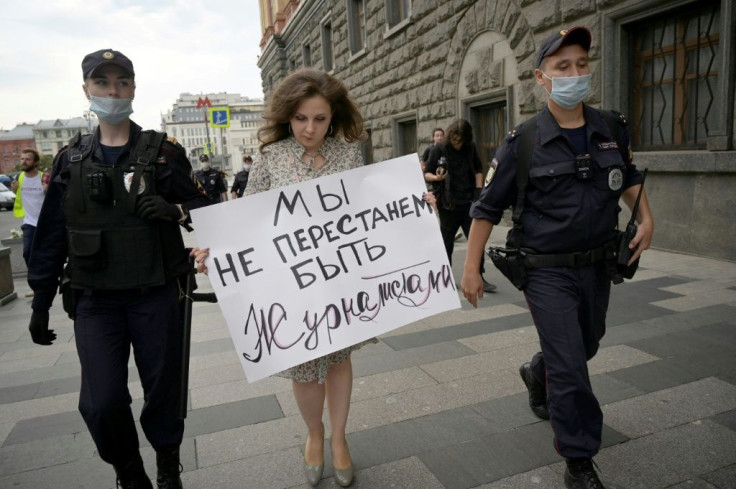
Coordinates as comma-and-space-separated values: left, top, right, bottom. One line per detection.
21, 223, 36, 266
438, 202, 485, 273
74, 280, 185, 467
524, 263, 610, 458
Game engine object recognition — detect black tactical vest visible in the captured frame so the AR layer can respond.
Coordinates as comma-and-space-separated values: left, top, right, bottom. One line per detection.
63, 130, 178, 290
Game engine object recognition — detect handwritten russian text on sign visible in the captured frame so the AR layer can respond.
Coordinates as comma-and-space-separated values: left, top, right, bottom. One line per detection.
191, 155, 460, 382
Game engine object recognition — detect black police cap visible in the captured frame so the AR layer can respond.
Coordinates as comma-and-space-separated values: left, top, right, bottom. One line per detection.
82, 49, 135, 80
536, 26, 591, 68
199, 154, 210, 162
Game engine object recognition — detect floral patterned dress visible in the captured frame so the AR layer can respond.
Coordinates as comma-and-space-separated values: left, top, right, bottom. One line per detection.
245, 136, 378, 383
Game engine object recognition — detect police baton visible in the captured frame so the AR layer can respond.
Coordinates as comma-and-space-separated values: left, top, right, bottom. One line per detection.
178, 251, 218, 420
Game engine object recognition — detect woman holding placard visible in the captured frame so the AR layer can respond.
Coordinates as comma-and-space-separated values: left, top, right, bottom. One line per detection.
192, 68, 372, 487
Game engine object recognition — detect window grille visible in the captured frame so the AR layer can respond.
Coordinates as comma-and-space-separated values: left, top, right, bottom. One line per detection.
631, 3, 720, 150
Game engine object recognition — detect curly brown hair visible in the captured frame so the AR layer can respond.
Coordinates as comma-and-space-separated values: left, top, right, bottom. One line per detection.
258, 68, 364, 151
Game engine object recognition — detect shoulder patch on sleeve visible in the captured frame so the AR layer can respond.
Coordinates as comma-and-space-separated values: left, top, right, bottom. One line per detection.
484, 158, 500, 187
167, 136, 181, 147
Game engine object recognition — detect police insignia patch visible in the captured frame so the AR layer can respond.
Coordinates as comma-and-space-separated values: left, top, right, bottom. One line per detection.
608, 168, 623, 191
597, 141, 619, 151
123, 172, 146, 194
103, 51, 114, 60
167, 136, 180, 146
484, 159, 499, 187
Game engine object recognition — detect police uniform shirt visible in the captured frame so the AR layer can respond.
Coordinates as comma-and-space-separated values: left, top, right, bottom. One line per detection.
28, 121, 211, 311
231, 170, 249, 198
471, 105, 643, 254
193, 168, 227, 201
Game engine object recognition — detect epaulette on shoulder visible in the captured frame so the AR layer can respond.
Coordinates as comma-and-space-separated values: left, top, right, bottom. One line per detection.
160, 139, 184, 157
505, 125, 523, 142
608, 110, 628, 126
166, 136, 182, 148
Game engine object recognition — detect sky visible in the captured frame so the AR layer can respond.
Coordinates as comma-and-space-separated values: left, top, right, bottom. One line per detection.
1, 0, 264, 131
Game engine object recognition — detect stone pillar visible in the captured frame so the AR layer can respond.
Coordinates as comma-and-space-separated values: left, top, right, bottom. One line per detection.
0, 237, 26, 277
0, 247, 18, 305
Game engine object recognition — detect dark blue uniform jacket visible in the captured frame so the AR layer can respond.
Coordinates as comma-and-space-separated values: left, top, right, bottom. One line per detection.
471, 105, 643, 254
28, 121, 211, 311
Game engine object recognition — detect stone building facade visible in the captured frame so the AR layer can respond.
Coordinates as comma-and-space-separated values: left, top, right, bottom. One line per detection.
257, 0, 736, 261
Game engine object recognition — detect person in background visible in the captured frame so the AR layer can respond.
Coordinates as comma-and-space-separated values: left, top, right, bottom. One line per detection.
424, 119, 497, 293
11, 148, 47, 268
461, 27, 653, 489
192, 154, 227, 203
230, 155, 252, 199
419, 127, 445, 173
26, 48, 210, 489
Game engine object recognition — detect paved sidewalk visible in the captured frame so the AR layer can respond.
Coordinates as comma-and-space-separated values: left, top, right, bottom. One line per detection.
1, 226, 735, 489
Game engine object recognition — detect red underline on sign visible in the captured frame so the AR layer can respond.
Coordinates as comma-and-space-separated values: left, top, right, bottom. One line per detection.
361, 260, 431, 280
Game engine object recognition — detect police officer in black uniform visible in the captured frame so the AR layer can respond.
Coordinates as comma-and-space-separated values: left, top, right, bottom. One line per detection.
461, 27, 654, 489
26, 49, 210, 489
192, 154, 227, 203
230, 155, 252, 199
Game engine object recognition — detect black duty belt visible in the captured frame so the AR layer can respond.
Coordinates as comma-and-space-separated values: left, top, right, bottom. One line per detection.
524, 245, 609, 269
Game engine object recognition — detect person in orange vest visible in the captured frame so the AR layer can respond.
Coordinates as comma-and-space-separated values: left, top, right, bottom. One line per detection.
11, 148, 47, 266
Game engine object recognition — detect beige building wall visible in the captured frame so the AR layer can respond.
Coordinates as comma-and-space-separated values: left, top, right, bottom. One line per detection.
33, 117, 96, 157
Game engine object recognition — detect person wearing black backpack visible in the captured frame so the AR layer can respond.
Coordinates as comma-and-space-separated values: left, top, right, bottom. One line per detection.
461, 27, 653, 489
26, 49, 210, 489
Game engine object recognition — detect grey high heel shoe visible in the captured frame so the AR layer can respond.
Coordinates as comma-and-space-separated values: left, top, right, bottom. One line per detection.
304, 425, 325, 486
334, 464, 354, 487
304, 460, 324, 487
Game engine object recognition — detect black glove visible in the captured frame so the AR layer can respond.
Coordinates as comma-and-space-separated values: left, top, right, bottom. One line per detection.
29, 310, 56, 345
136, 195, 180, 221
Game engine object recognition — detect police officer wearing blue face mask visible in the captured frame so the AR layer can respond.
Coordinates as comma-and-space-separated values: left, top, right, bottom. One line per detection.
461, 27, 654, 489
26, 49, 210, 489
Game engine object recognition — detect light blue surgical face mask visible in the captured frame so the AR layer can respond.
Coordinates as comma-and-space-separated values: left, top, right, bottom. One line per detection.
542, 72, 590, 109
89, 95, 134, 125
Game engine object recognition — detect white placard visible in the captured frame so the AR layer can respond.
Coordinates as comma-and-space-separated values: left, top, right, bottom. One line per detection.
191, 154, 461, 382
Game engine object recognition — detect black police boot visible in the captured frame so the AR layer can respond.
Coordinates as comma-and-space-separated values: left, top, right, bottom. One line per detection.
156, 447, 183, 489
114, 458, 153, 489
564, 458, 606, 489
519, 362, 549, 420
